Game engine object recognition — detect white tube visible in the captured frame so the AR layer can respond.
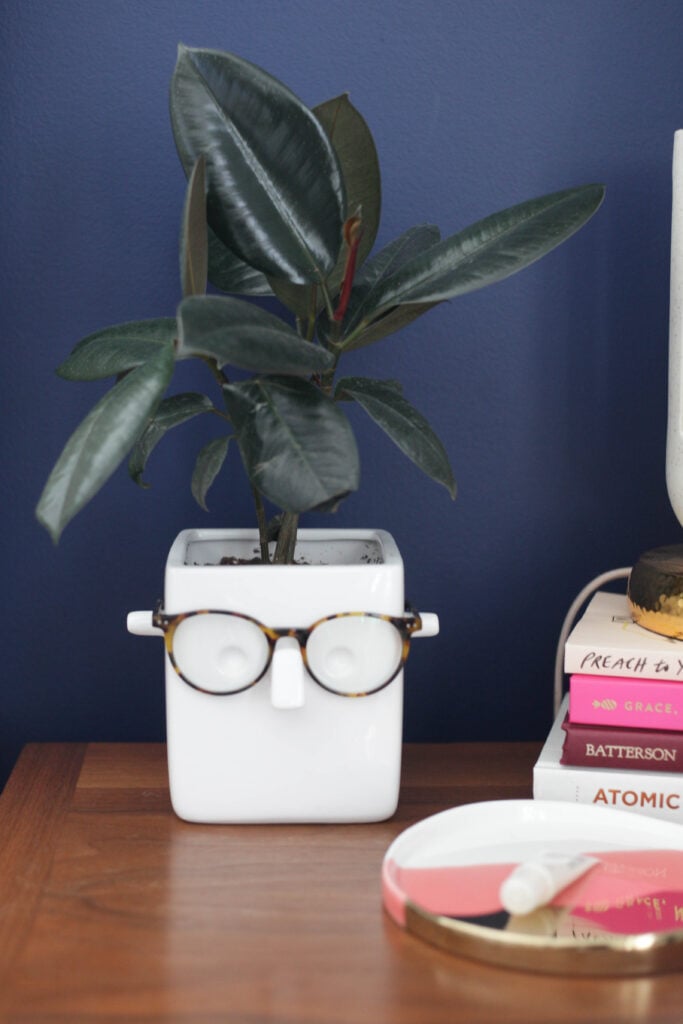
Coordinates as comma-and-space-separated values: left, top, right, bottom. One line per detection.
666, 129, 683, 526
499, 851, 599, 916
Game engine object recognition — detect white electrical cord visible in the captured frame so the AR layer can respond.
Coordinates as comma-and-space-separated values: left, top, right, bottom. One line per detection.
553, 567, 633, 716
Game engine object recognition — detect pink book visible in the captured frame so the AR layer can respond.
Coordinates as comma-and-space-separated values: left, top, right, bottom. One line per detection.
569, 673, 683, 731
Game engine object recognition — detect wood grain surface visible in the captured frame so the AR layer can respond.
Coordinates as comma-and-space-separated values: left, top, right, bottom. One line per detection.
0, 742, 681, 1023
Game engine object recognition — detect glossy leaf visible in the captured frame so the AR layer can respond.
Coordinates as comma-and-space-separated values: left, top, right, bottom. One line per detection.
191, 435, 231, 510
341, 301, 440, 350
170, 58, 273, 297
37, 344, 175, 542
322, 225, 440, 348
177, 295, 334, 374
57, 318, 177, 380
206, 229, 273, 296
270, 93, 381, 317
180, 156, 208, 297
336, 376, 456, 498
223, 377, 359, 512
170, 45, 345, 284
316, 95, 380, 270
129, 392, 215, 487
343, 185, 606, 332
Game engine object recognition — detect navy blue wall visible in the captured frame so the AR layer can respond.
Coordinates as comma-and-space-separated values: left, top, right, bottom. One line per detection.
4, 0, 683, 788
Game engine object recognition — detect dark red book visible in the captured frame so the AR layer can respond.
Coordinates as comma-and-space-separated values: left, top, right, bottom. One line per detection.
560, 715, 683, 773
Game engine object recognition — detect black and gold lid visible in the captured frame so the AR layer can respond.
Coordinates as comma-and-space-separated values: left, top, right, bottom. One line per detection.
627, 544, 683, 638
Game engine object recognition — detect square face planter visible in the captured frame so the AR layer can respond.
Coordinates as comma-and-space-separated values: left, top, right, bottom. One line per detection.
128, 528, 438, 823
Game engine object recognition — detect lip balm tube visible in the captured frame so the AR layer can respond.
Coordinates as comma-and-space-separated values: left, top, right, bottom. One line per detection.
500, 851, 599, 916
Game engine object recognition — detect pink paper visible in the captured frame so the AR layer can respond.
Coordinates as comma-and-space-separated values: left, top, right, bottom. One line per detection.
383, 849, 683, 933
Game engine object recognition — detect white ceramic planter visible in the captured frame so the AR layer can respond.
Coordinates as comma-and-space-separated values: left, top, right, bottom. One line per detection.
128, 528, 438, 823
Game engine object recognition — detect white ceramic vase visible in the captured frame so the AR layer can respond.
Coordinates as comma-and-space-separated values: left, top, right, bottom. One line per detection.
128, 528, 438, 823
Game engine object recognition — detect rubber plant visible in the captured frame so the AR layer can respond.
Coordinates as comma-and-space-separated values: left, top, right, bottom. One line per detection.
36, 45, 605, 563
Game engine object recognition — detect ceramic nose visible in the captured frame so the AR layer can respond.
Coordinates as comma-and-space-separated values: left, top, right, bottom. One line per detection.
270, 636, 306, 709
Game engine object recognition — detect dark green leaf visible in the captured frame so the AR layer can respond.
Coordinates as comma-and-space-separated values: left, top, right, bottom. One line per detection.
57, 318, 177, 380
172, 68, 273, 297
207, 229, 273, 296
337, 378, 403, 399
335, 376, 456, 498
324, 225, 440, 348
180, 156, 208, 297
177, 295, 334, 374
129, 392, 215, 487
347, 185, 606, 328
223, 377, 359, 512
37, 343, 175, 542
315, 94, 380, 272
191, 436, 231, 511
170, 45, 345, 284
339, 301, 440, 351
269, 93, 381, 317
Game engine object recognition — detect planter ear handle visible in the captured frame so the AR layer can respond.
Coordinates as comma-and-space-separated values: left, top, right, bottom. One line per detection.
127, 610, 164, 637
413, 612, 439, 638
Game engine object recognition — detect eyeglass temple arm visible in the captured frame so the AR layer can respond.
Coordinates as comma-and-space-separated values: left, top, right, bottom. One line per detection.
127, 610, 164, 637
412, 611, 439, 638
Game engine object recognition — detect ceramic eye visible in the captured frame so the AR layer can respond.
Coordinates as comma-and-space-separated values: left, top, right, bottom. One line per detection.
172, 614, 269, 692
306, 617, 403, 694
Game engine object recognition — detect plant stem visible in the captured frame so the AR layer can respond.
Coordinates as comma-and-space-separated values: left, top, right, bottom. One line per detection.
201, 355, 230, 388
306, 286, 318, 341
251, 486, 270, 563
273, 511, 299, 564
319, 281, 335, 323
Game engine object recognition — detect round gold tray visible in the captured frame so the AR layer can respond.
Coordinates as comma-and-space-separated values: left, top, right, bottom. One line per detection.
383, 800, 683, 975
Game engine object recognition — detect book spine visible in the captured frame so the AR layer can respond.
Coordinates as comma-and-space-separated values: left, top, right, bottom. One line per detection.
533, 762, 683, 825
564, 644, 683, 681
569, 674, 683, 731
561, 720, 683, 773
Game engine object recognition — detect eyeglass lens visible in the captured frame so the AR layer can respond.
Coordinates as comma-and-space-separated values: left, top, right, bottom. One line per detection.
170, 613, 404, 695
172, 614, 269, 693
306, 616, 403, 694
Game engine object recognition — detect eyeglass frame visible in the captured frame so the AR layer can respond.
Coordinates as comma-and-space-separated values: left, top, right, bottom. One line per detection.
152, 599, 423, 698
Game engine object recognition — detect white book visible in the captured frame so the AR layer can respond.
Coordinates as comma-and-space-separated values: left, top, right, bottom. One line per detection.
564, 591, 683, 680
533, 696, 683, 825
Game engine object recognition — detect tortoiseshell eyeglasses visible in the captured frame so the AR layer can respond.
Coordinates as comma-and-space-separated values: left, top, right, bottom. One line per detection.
152, 601, 423, 697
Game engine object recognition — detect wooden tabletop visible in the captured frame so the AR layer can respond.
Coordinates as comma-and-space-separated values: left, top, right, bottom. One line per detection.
0, 742, 681, 1023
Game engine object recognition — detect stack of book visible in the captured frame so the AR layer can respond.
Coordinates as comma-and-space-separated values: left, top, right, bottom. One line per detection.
534, 590, 683, 823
